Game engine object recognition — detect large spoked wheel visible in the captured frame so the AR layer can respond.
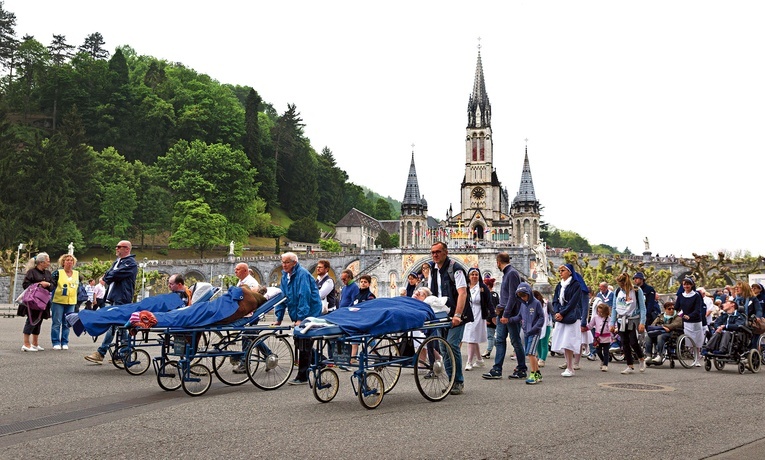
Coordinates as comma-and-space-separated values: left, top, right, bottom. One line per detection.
247, 333, 294, 390
189, 331, 213, 366
414, 335, 455, 402
610, 348, 625, 362
123, 348, 152, 376
748, 349, 761, 373
313, 368, 339, 403
182, 363, 212, 396
157, 361, 182, 391
358, 371, 385, 410
714, 358, 725, 371
212, 336, 249, 386
676, 335, 696, 369
368, 337, 401, 393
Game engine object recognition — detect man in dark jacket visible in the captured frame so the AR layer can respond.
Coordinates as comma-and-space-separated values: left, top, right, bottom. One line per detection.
482, 252, 526, 380
633, 272, 660, 327
85, 240, 138, 364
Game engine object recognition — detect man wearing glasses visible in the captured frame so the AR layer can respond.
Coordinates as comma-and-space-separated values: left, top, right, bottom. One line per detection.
85, 240, 138, 364
273, 252, 322, 385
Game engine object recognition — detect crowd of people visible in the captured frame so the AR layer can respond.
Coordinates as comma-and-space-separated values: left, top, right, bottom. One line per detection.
16, 239, 765, 397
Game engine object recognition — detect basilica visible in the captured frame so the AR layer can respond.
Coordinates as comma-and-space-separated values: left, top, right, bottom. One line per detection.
398, 48, 542, 249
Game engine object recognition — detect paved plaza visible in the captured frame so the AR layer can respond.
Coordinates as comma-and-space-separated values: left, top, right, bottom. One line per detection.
0, 314, 763, 459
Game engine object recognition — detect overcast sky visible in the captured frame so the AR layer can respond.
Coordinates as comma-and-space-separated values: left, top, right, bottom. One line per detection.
8, 1, 765, 258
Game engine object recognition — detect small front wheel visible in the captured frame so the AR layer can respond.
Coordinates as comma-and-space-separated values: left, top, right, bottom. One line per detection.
358, 371, 384, 410
182, 363, 212, 396
313, 368, 339, 403
157, 361, 181, 391
124, 349, 151, 376
748, 349, 761, 373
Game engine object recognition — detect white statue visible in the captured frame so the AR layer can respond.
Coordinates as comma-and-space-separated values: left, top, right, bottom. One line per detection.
532, 240, 548, 282
523, 232, 529, 246
643, 237, 650, 252
67, 242, 74, 255
229, 241, 235, 255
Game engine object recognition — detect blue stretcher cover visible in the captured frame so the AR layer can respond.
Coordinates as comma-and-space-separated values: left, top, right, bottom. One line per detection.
78, 293, 187, 336
152, 289, 286, 329
294, 296, 437, 338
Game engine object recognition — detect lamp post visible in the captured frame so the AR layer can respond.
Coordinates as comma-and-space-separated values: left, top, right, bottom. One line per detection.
139, 257, 148, 301
11, 243, 26, 303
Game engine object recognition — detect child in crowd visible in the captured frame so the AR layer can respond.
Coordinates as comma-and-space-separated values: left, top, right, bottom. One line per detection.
587, 302, 613, 371
504, 282, 545, 384
534, 290, 552, 367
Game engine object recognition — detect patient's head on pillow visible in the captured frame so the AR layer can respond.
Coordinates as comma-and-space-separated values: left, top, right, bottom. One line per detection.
239, 285, 267, 314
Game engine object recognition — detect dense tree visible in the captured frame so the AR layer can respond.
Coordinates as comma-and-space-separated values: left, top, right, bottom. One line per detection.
287, 217, 320, 244
169, 198, 227, 258
243, 88, 262, 166
373, 197, 393, 221
316, 147, 348, 223
273, 105, 317, 220
78, 32, 109, 59
48, 34, 74, 65
0, 1, 16, 74
375, 229, 395, 249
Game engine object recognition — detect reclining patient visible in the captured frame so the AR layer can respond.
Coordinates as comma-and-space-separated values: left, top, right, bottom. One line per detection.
704, 296, 747, 355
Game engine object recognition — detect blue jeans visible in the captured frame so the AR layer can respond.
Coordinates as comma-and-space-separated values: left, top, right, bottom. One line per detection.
645, 332, 670, 356
440, 324, 465, 384
50, 302, 75, 346
486, 326, 496, 353
492, 321, 527, 372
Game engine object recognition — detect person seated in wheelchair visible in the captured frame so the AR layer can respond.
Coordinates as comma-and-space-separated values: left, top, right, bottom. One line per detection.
644, 301, 683, 363
703, 296, 748, 356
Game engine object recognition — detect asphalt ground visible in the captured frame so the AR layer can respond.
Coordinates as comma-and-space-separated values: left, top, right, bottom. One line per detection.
0, 314, 764, 460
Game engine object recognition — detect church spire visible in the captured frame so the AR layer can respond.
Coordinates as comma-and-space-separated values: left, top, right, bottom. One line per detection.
513, 146, 538, 204
467, 42, 491, 129
402, 150, 423, 206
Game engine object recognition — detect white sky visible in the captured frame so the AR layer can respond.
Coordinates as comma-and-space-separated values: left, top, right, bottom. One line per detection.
8, 1, 765, 258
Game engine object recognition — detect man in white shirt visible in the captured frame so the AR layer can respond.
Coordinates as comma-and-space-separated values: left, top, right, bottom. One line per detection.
315, 259, 337, 314
235, 263, 260, 290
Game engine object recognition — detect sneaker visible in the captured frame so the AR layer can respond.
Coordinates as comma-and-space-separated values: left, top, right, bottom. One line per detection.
84, 352, 104, 364
621, 366, 634, 374
558, 363, 567, 369
526, 372, 540, 384
62, 345, 69, 350
287, 378, 308, 385
481, 351, 491, 359
232, 364, 248, 374
473, 360, 485, 368
538, 360, 545, 367
652, 356, 663, 364
482, 368, 502, 379
573, 363, 581, 370
586, 353, 597, 361
693, 361, 702, 367
601, 365, 608, 372
423, 370, 436, 379
33, 345, 44, 351
536, 371, 543, 381
561, 369, 574, 377
21, 345, 37, 352
508, 369, 527, 380
465, 362, 473, 371
638, 359, 646, 372
610, 343, 620, 350
53, 345, 62, 350
450, 382, 464, 395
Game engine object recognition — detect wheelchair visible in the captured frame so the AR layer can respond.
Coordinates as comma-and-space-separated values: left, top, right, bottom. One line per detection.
703, 325, 760, 374
644, 331, 696, 369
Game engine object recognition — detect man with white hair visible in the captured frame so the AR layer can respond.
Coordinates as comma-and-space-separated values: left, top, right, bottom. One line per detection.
274, 252, 321, 385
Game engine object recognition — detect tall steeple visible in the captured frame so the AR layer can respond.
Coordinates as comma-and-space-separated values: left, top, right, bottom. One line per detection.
402, 151, 423, 206
467, 44, 491, 129
513, 146, 538, 204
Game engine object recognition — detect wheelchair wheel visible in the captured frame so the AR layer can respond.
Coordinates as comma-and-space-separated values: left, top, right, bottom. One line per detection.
738, 362, 746, 374
182, 363, 212, 396
704, 359, 711, 371
368, 337, 401, 393
212, 336, 249, 386
714, 359, 725, 371
109, 345, 126, 369
247, 333, 294, 390
358, 371, 385, 410
414, 335, 455, 402
123, 348, 151, 376
748, 349, 761, 373
669, 359, 675, 369
313, 368, 339, 403
157, 361, 182, 391
610, 348, 625, 362
676, 335, 695, 369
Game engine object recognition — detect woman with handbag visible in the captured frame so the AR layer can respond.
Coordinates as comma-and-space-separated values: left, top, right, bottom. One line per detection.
50, 254, 82, 350
18, 253, 54, 352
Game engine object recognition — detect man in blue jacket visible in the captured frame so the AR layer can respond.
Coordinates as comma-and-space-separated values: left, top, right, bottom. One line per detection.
274, 252, 322, 385
633, 272, 660, 327
483, 252, 525, 380
85, 240, 138, 364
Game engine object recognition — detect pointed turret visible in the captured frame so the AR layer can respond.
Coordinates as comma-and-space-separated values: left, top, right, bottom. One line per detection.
467, 48, 491, 129
513, 147, 537, 204
402, 151, 422, 206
